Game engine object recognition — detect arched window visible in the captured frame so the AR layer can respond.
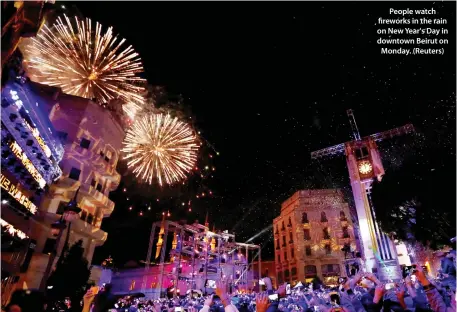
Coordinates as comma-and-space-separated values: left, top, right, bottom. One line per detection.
323, 227, 330, 239
302, 212, 309, 223
305, 245, 312, 256
287, 217, 292, 227
305, 265, 317, 277
321, 211, 328, 222
277, 271, 283, 284
281, 221, 285, 231
291, 267, 297, 276
340, 210, 347, 221
342, 226, 350, 238
303, 229, 311, 240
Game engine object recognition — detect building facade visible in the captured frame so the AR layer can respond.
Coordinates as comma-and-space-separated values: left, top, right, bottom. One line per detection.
1, 76, 64, 303
273, 189, 358, 286
20, 88, 125, 289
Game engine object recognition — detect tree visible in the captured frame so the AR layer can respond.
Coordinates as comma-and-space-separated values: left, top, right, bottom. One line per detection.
46, 240, 91, 311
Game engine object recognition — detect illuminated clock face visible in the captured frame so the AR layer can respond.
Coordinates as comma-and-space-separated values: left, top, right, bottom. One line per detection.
358, 161, 373, 174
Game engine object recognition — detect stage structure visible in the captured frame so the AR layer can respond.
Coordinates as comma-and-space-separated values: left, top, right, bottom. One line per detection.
311, 109, 415, 282
141, 218, 261, 298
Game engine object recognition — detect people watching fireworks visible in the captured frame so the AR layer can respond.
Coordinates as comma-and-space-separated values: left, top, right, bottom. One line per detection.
73, 265, 455, 312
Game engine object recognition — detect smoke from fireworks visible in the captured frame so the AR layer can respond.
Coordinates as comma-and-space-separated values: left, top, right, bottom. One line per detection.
122, 113, 200, 186
21, 14, 146, 118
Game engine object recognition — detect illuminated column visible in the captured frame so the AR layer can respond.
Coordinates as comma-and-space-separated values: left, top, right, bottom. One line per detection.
345, 141, 402, 281
346, 149, 378, 272
211, 226, 216, 252
172, 232, 178, 250
155, 215, 166, 259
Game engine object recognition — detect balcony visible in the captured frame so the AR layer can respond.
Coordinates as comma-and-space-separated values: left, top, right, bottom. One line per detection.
81, 185, 115, 217
71, 218, 107, 244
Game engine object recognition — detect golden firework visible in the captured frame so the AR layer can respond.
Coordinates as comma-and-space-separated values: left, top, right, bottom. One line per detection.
122, 113, 199, 186
21, 14, 146, 116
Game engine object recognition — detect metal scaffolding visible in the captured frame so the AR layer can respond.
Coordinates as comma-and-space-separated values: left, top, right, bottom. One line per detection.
141, 219, 261, 298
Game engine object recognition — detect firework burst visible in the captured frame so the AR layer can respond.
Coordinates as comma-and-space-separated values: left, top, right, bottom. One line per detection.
122, 113, 200, 186
21, 14, 146, 114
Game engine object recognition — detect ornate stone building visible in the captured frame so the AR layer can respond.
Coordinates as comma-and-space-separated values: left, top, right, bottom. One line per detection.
273, 189, 358, 286
20, 88, 125, 289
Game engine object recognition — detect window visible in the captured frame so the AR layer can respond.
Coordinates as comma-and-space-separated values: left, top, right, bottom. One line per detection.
303, 229, 311, 240
99, 150, 105, 157
69, 167, 81, 181
56, 201, 67, 214
87, 214, 94, 225
80, 138, 91, 149
289, 232, 294, 243
281, 221, 285, 231
355, 146, 369, 160
291, 267, 297, 276
284, 251, 287, 261
340, 211, 347, 221
302, 212, 308, 223
80, 210, 87, 221
275, 225, 279, 234
282, 236, 286, 246
96, 183, 102, 192
321, 212, 328, 222
287, 217, 292, 227
305, 265, 317, 277
291, 248, 294, 258
342, 226, 350, 238
42, 238, 56, 254
323, 228, 330, 239
91, 179, 96, 187
325, 244, 331, 254
305, 246, 312, 256
322, 264, 340, 276
277, 254, 281, 263
284, 269, 290, 278
277, 271, 283, 284
275, 239, 280, 250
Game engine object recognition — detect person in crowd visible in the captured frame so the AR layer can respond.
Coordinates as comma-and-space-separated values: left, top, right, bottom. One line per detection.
3, 289, 47, 312
437, 250, 456, 291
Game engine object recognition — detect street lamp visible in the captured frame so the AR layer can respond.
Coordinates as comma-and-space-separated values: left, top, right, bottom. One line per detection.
40, 187, 81, 291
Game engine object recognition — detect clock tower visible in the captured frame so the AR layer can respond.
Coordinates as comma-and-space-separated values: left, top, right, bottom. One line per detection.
312, 110, 414, 282
345, 138, 402, 280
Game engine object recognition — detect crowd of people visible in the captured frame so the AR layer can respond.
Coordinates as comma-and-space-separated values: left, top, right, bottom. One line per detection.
2, 255, 456, 312
79, 263, 454, 312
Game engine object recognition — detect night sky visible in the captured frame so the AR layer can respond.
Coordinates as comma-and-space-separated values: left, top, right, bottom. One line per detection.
67, 2, 456, 266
